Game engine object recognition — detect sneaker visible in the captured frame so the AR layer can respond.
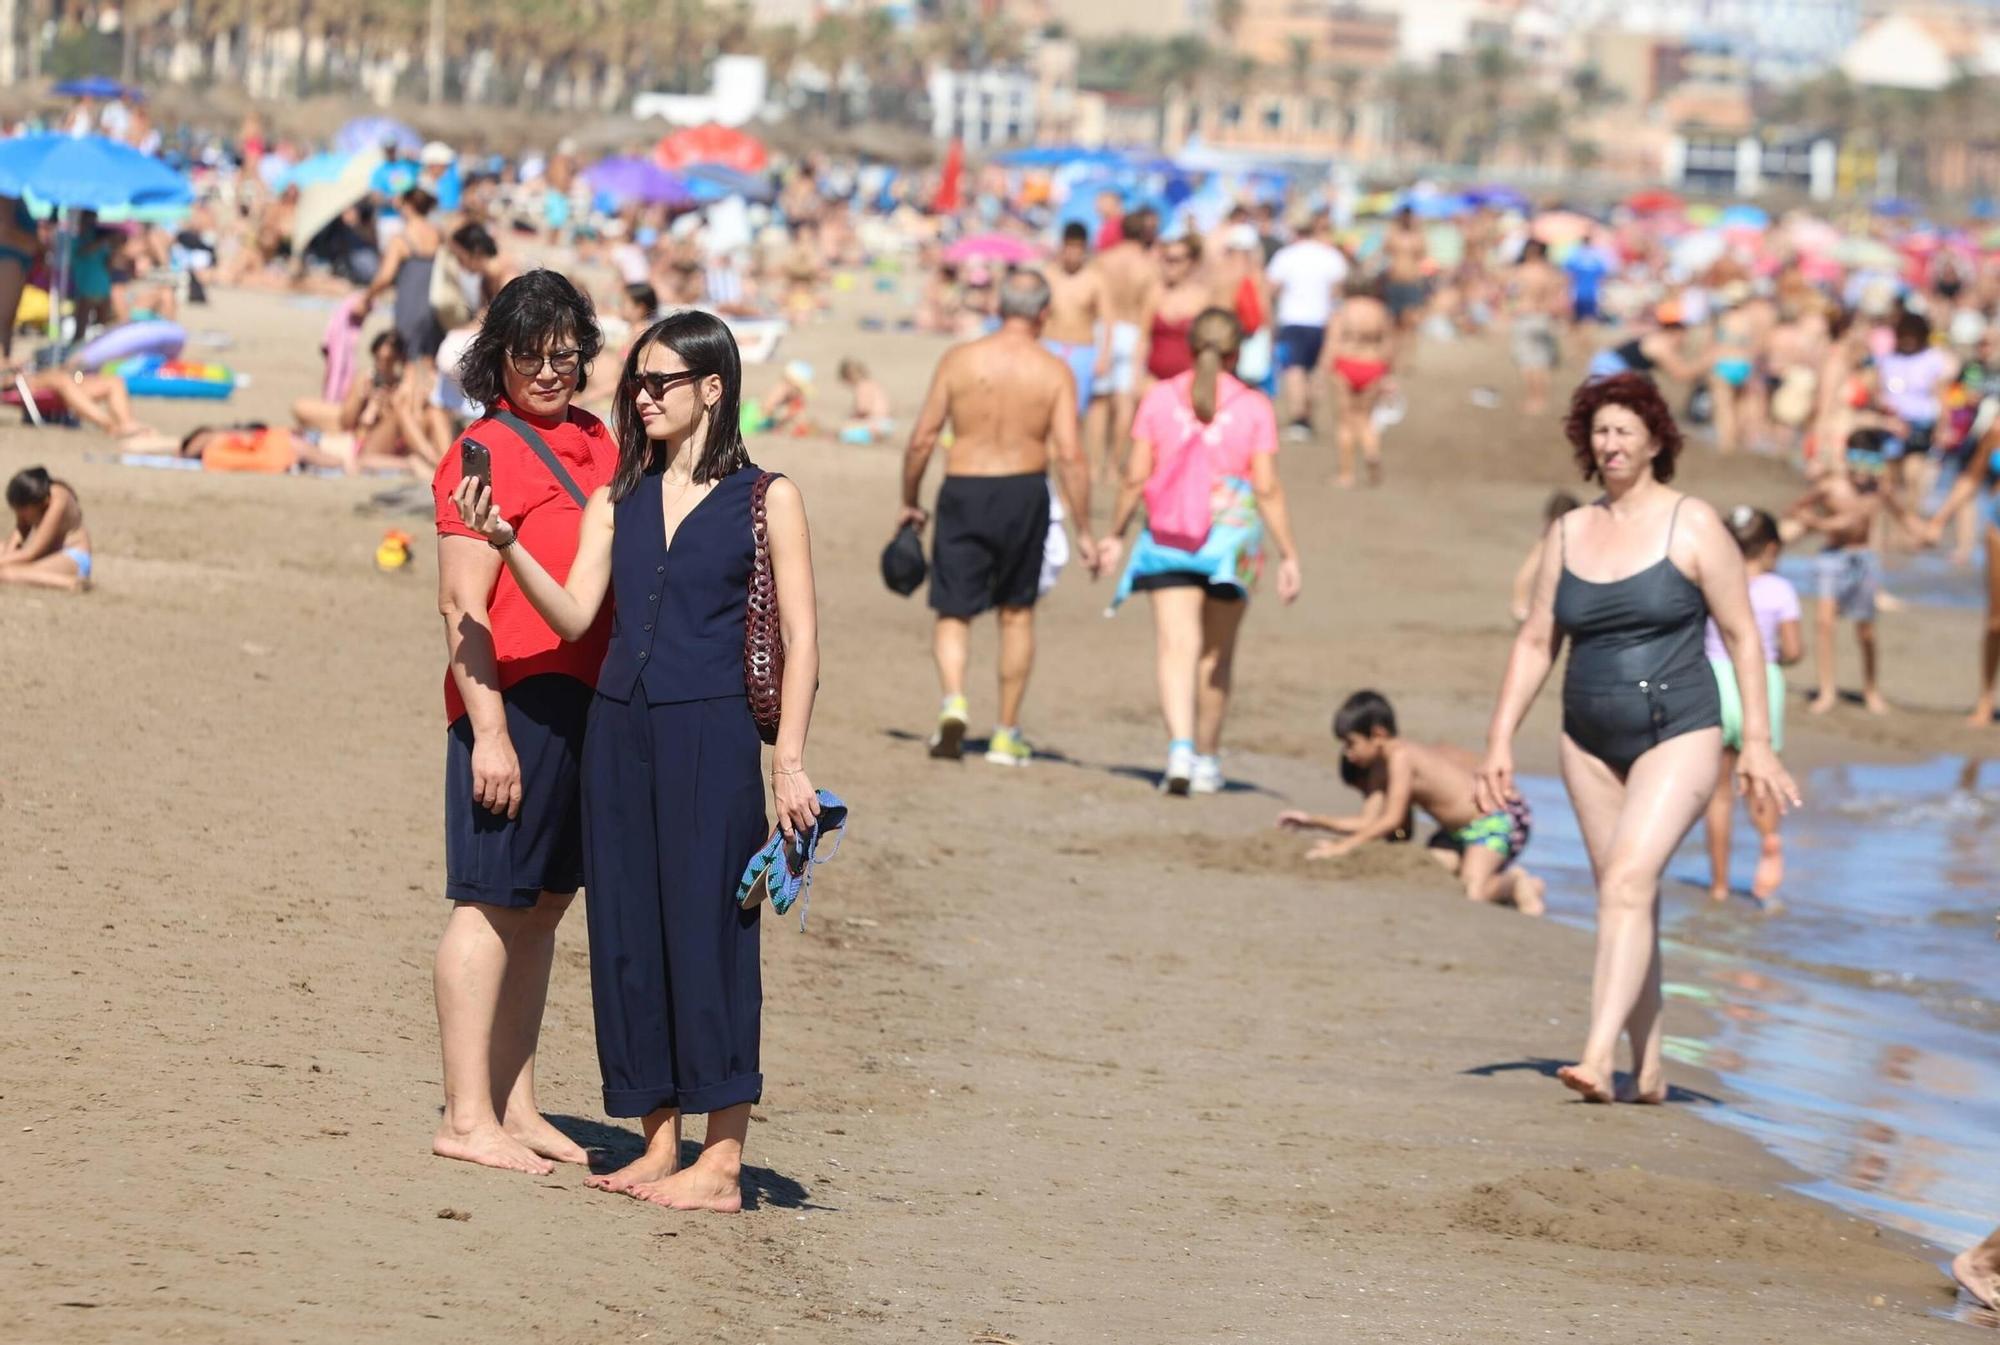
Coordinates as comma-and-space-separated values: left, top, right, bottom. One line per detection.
984, 726, 1033, 767
1189, 754, 1225, 795
1283, 421, 1313, 444
928, 696, 968, 760
1161, 743, 1195, 796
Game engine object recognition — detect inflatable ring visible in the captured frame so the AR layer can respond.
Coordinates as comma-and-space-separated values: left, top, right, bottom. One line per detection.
75, 319, 187, 371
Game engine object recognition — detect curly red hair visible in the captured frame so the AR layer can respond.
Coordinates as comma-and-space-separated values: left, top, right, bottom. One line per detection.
1564, 373, 1683, 484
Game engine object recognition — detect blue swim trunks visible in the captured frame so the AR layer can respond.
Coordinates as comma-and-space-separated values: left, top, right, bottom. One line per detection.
61, 546, 91, 580
1044, 338, 1096, 406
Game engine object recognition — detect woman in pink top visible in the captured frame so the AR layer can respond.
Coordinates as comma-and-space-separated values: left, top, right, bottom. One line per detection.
1099, 308, 1303, 796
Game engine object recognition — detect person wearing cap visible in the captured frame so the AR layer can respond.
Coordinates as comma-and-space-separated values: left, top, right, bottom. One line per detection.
418, 141, 463, 213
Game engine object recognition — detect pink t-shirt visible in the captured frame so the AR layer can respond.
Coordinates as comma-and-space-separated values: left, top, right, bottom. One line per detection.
1131, 371, 1277, 551
1704, 570, 1801, 663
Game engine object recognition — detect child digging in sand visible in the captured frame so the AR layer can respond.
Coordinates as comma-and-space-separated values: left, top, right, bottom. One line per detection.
2, 466, 92, 591
1278, 690, 1546, 915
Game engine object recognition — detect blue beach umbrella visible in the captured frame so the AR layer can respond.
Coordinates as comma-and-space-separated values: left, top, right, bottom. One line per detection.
585, 156, 695, 208
0, 133, 190, 210
333, 116, 421, 156
1720, 203, 1771, 229
683, 163, 774, 204
280, 151, 354, 191
53, 75, 136, 99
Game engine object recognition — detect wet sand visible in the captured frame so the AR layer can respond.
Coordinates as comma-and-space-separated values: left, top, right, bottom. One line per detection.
0, 283, 1987, 1341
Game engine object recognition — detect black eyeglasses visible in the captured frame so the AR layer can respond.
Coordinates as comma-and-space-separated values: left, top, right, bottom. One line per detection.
508, 347, 582, 378
629, 369, 704, 400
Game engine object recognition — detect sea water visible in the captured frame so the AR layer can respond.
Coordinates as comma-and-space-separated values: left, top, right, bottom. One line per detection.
1517, 757, 1999, 1265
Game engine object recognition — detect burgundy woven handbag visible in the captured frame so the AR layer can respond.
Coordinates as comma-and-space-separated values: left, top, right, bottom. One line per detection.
744, 471, 783, 745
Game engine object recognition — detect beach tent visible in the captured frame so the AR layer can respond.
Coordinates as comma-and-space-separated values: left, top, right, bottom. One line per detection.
654, 124, 768, 174
291, 149, 385, 257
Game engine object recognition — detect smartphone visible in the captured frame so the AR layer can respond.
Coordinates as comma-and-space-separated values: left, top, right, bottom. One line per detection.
460, 441, 491, 490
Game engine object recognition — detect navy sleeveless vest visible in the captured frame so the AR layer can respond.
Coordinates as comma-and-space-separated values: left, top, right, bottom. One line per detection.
596, 465, 761, 705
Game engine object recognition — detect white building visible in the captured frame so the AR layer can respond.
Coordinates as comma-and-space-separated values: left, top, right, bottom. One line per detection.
1557, 0, 1861, 83
1840, 11, 2000, 89
927, 66, 1039, 148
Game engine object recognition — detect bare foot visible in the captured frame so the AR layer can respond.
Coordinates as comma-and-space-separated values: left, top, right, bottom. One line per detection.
585, 1145, 678, 1194
1709, 884, 1731, 902
1967, 701, 1995, 727
504, 1111, 591, 1165
1557, 1063, 1616, 1104
1807, 692, 1838, 715
1617, 1067, 1666, 1105
1863, 691, 1890, 715
627, 1159, 744, 1213
1363, 455, 1383, 488
1334, 473, 1356, 490
1751, 836, 1784, 901
433, 1121, 555, 1176
1512, 873, 1547, 917
1954, 1247, 2000, 1310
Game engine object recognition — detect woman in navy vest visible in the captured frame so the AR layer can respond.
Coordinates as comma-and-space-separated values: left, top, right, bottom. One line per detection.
452, 310, 821, 1213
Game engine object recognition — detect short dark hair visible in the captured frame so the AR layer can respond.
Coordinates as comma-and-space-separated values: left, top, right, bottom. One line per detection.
1894, 309, 1931, 348
402, 186, 437, 217
5, 464, 52, 509
369, 329, 408, 360
457, 270, 603, 409
450, 222, 497, 259
625, 282, 658, 315
1564, 372, 1683, 484
1121, 208, 1157, 245
1061, 221, 1088, 246
1334, 690, 1397, 740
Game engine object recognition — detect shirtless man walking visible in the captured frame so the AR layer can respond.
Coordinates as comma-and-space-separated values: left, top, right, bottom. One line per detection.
1324, 277, 1394, 488
1382, 207, 1431, 339
1088, 208, 1160, 482
1043, 221, 1112, 436
1507, 240, 1568, 417
900, 271, 1097, 767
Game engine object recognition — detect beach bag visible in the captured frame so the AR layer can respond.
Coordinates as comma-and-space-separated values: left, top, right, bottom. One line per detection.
745, 471, 783, 745
1144, 387, 1246, 554
880, 522, 928, 596
429, 247, 473, 331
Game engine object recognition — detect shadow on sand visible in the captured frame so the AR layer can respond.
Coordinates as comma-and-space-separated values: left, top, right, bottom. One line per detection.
548, 1115, 827, 1211
1459, 1058, 1723, 1106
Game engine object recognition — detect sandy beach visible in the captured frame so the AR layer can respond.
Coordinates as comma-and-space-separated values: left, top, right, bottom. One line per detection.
0, 280, 1987, 1342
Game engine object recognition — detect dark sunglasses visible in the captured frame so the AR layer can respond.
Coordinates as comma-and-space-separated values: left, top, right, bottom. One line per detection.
629, 369, 704, 400
508, 347, 581, 378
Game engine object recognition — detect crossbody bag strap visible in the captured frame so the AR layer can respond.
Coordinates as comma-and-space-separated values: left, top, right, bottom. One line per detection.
491, 408, 587, 506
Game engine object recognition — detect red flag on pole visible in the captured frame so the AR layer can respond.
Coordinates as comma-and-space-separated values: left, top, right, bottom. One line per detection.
936, 138, 963, 214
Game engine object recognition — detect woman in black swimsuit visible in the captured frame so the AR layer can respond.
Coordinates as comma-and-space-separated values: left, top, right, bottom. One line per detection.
1476, 374, 1800, 1104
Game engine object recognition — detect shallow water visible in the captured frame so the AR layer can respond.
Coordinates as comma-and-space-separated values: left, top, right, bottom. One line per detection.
1517, 757, 1999, 1269
1778, 549, 1989, 613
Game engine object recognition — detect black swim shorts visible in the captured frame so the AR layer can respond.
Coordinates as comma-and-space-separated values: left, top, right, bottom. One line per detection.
928, 473, 1051, 618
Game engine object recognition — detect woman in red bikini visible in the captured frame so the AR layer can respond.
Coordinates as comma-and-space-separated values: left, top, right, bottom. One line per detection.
1324, 275, 1394, 488
1141, 236, 1211, 387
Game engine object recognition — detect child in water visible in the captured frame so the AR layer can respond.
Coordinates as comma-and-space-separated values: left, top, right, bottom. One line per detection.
1702, 507, 1803, 903
2, 465, 92, 591
1786, 428, 1916, 714
1278, 690, 1547, 916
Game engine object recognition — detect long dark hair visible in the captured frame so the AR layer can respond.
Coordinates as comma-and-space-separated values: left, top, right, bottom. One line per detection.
610, 310, 748, 501
6, 464, 56, 509
457, 269, 603, 410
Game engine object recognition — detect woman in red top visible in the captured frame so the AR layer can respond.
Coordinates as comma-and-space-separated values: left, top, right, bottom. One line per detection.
1141, 236, 1209, 384
429, 271, 616, 1177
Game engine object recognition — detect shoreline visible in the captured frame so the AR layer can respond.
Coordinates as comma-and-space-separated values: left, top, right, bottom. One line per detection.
1, 285, 1988, 1340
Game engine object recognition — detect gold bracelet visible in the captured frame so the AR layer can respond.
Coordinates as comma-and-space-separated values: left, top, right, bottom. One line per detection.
772, 766, 806, 777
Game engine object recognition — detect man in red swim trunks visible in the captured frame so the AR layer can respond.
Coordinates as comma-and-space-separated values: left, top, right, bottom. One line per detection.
1324, 275, 1394, 488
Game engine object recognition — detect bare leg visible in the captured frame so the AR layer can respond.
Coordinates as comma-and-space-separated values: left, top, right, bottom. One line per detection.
1560, 729, 1721, 1104
0, 260, 24, 362
933, 616, 970, 702
588, 1106, 681, 1193
1458, 844, 1543, 914
1149, 586, 1204, 744
1334, 401, 1358, 488
491, 892, 589, 1165
1194, 595, 1245, 756
1974, 527, 2000, 725
1083, 395, 1112, 481
1522, 365, 1549, 418
1109, 391, 1138, 481
1704, 747, 1738, 899
628, 1103, 750, 1213
1856, 619, 1887, 713
1280, 364, 1308, 430
995, 605, 1034, 729
1712, 376, 1739, 454
1355, 385, 1384, 486
0, 551, 88, 591
1746, 778, 1785, 902
292, 397, 347, 432
1809, 596, 1839, 713
1953, 1225, 2000, 1309
432, 902, 556, 1175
